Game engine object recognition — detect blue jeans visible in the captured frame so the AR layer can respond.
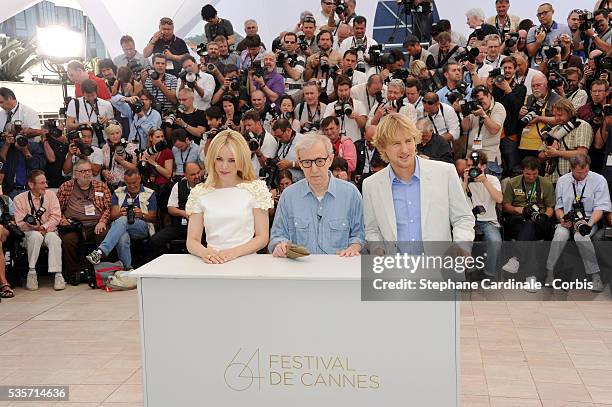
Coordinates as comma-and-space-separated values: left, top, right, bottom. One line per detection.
99, 217, 149, 269
475, 221, 502, 278
500, 138, 520, 177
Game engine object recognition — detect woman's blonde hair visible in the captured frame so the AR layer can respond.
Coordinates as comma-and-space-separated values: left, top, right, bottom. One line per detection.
104, 123, 122, 138
552, 98, 577, 118
373, 113, 421, 163
409, 60, 427, 77
204, 129, 256, 187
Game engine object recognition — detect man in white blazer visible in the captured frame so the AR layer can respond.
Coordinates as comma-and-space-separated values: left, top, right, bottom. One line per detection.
362, 113, 475, 244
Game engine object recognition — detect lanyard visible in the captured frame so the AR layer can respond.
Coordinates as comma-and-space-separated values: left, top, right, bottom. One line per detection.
475, 101, 495, 142
572, 181, 587, 204
495, 15, 511, 35
28, 192, 44, 220
6, 102, 19, 124
179, 147, 192, 168
522, 178, 538, 204
83, 99, 98, 122
428, 107, 448, 135
133, 109, 153, 150
278, 132, 296, 159
307, 104, 321, 123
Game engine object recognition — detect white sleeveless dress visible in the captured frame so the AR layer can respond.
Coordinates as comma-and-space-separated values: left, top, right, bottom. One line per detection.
185, 180, 273, 250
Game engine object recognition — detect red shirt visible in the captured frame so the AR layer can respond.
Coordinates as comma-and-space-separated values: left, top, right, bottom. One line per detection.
154, 148, 174, 185
75, 72, 111, 100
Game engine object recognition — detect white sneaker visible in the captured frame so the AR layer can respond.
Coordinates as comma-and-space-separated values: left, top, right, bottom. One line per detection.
54, 274, 66, 291
26, 273, 38, 291
502, 257, 520, 274
524, 276, 539, 293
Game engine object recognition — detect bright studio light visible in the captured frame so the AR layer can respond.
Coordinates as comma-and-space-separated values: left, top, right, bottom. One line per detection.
37, 25, 84, 60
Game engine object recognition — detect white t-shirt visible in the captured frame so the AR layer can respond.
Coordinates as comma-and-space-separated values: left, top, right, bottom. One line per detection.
367, 99, 417, 126
66, 97, 114, 147
176, 72, 216, 111
326, 70, 367, 96
323, 99, 367, 142
0, 102, 41, 137
252, 131, 279, 179
338, 36, 379, 73
350, 82, 388, 116
64, 146, 104, 181
466, 174, 501, 225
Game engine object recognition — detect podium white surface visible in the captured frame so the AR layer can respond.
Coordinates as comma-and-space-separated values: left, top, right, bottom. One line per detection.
132, 254, 460, 406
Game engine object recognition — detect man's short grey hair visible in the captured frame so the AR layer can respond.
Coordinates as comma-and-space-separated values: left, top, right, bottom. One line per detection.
415, 117, 433, 133
244, 19, 257, 27
179, 87, 195, 98
388, 79, 405, 93
485, 34, 501, 45
262, 51, 277, 61
569, 153, 591, 169
465, 8, 485, 21
74, 158, 91, 169
296, 133, 333, 158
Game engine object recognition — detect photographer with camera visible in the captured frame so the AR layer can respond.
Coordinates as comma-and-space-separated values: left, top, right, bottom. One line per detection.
462, 151, 503, 278
368, 79, 417, 126
13, 170, 64, 291
429, 32, 463, 70
273, 95, 302, 133
143, 17, 189, 77
65, 79, 114, 147
486, 0, 520, 37
544, 154, 610, 292
418, 92, 460, 143
338, 16, 377, 73
526, 3, 571, 66
275, 32, 306, 99
201, 5, 236, 46
0, 87, 45, 142
271, 118, 305, 182
0, 122, 45, 199
141, 53, 178, 114
111, 89, 162, 152
462, 86, 506, 169
477, 35, 504, 79
557, 67, 588, 109
321, 116, 356, 176
211, 65, 248, 107
542, 34, 584, 73
512, 52, 538, 95
167, 88, 207, 144
98, 59, 119, 98
404, 35, 436, 71
238, 34, 266, 71
501, 156, 555, 275
221, 94, 242, 131
303, 30, 342, 83
350, 74, 385, 116
323, 75, 367, 142
581, 9, 612, 55
147, 162, 201, 260
171, 129, 199, 181
241, 109, 279, 179
139, 128, 173, 189
41, 120, 69, 189
215, 35, 240, 69
596, 108, 612, 189
539, 99, 592, 184
249, 52, 285, 106
113, 35, 148, 70
66, 60, 111, 101
199, 107, 226, 164
62, 124, 103, 180
518, 71, 561, 160
437, 63, 472, 106
177, 55, 215, 112
0, 193, 19, 298
295, 81, 327, 132
114, 66, 143, 100
577, 79, 609, 132
296, 16, 318, 58
100, 123, 137, 190
326, 50, 367, 97
354, 125, 381, 181
86, 169, 156, 270
491, 56, 527, 176
57, 159, 111, 285
416, 118, 453, 163
405, 78, 424, 111
316, 0, 341, 30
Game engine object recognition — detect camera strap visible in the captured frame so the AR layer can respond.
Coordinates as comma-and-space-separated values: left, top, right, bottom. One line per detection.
27, 192, 44, 222
521, 177, 540, 204
475, 101, 495, 143
83, 99, 98, 123
4, 103, 19, 129
436, 45, 460, 69
428, 106, 448, 135
278, 132, 296, 159
306, 103, 321, 123
179, 147, 192, 168
572, 181, 587, 204
495, 15, 511, 36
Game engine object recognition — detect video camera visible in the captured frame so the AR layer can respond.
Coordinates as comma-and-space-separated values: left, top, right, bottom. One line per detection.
563, 202, 591, 236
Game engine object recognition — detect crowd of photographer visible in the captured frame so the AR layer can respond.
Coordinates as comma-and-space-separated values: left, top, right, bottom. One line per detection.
0, 0, 610, 297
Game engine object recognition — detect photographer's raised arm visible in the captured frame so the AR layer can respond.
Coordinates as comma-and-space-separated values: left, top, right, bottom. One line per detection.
283, 60, 303, 81
43, 138, 56, 163
156, 79, 178, 104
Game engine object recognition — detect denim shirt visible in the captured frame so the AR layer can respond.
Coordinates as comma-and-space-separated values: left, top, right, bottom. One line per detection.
269, 174, 365, 254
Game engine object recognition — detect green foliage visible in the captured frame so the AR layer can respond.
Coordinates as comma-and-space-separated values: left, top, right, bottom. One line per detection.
0, 35, 40, 82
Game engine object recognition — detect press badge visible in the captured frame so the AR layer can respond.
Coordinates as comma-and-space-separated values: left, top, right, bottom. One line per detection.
181, 218, 188, 226
84, 204, 96, 216
606, 154, 612, 167
95, 191, 104, 197
472, 139, 483, 150
166, 60, 174, 71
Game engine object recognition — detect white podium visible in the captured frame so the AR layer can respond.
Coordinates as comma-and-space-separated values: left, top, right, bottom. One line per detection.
132, 254, 460, 406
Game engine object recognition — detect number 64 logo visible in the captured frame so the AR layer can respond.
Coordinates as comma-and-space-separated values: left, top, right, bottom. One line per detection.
224, 348, 264, 391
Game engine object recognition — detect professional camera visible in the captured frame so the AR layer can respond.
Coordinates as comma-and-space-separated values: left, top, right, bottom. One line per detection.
504, 32, 519, 49
91, 121, 105, 146
431, 22, 442, 38
334, 101, 353, 117
10, 120, 29, 147
302, 120, 321, 132
391, 68, 410, 82
126, 197, 136, 225
243, 131, 261, 152
457, 47, 480, 64
563, 202, 591, 236
57, 218, 83, 236
44, 119, 63, 138
460, 100, 481, 117
251, 63, 265, 78
145, 140, 169, 155
540, 117, 581, 146
396, 0, 432, 13
334, 0, 347, 16
195, 42, 207, 56
129, 99, 145, 114
542, 45, 561, 59
523, 203, 548, 225
446, 82, 469, 104
114, 138, 133, 161
23, 205, 45, 227
148, 69, 160, 81
472, 205, 486, 218
67, 129, 94, 156
0, 211, 24, 239
603, 105, 612, 116
162, 109, 177, 128
178, 70, 198, 88
374, 91, 384, 104
594, 54, 612, 71
520, 99, 546, 125
260, 157, 280, 188
297, 34, 309, 52
577, 10, 595, 31
467, 151, 482, 182
368, 45, 397, 68
203, 126, 227, 140
489, 67, 505, 84
547, 71, 567, 89
320, 55, 331, 73
126, 59, 142, 76
535, 25, 550, 37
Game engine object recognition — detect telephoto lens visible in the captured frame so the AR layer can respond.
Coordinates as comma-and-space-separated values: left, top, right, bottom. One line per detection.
126, 198, 136, 225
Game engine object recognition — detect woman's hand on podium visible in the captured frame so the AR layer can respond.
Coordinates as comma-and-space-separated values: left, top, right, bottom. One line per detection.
202, 248, 224, 264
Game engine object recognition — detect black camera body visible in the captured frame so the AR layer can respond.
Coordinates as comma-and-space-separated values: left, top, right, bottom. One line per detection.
446, 82, 469, 104
461, 100, 481, 117
542, 45, 561, 59
334, 101, 353, 117
457, 47, 480, 64
179, 70, 198, 88
195, 42, 207, 56
577, 10, 595, 31
67, 130, 94, 156
302, 120, 321, 133
489, 67, 505, 84
203, 126, 227, 140
24, 204, 46, 227
130, 100, 145, 114
504, 32, 519, 49
520, 99, 546, 125
297, 35, 309, 52
563, 202, 591, 236
334, 0, 347, 16
523, 203, 548, 224
44, 120, 63, 138
251, 63, 265, 78
126, 197, 136, 225
243, 131, 261, 152
149, 69, 160, 81
260, 157, 280, 188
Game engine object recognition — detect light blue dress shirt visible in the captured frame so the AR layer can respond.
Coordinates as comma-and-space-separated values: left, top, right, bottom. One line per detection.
389, 159, 422, 243
555, 171, 612, 217
269, 173, 365, 254
111, 94, 162, 151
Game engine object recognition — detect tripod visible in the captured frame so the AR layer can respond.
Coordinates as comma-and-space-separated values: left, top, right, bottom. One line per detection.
386, 0, 430, 45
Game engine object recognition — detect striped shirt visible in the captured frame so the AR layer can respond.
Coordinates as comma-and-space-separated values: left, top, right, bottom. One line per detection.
143, 73, 178, 113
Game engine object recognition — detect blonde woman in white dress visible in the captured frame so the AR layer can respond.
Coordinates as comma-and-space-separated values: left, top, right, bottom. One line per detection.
185, 129, 273, 264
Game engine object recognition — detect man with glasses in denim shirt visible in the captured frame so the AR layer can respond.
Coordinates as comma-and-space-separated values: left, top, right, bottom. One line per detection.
269, 133, 365, 256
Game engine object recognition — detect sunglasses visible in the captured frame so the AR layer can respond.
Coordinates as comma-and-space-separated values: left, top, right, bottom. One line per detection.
423, 100, 437, 105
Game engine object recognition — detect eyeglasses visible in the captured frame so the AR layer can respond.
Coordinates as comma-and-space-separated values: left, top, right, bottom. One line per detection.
536, 10, 552, 17
300, 156, 329, 168
75, 169, 93, 174
423, 100, 437, 105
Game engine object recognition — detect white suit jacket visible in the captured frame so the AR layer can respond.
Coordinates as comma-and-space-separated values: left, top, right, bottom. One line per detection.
362, 156, 475, 242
